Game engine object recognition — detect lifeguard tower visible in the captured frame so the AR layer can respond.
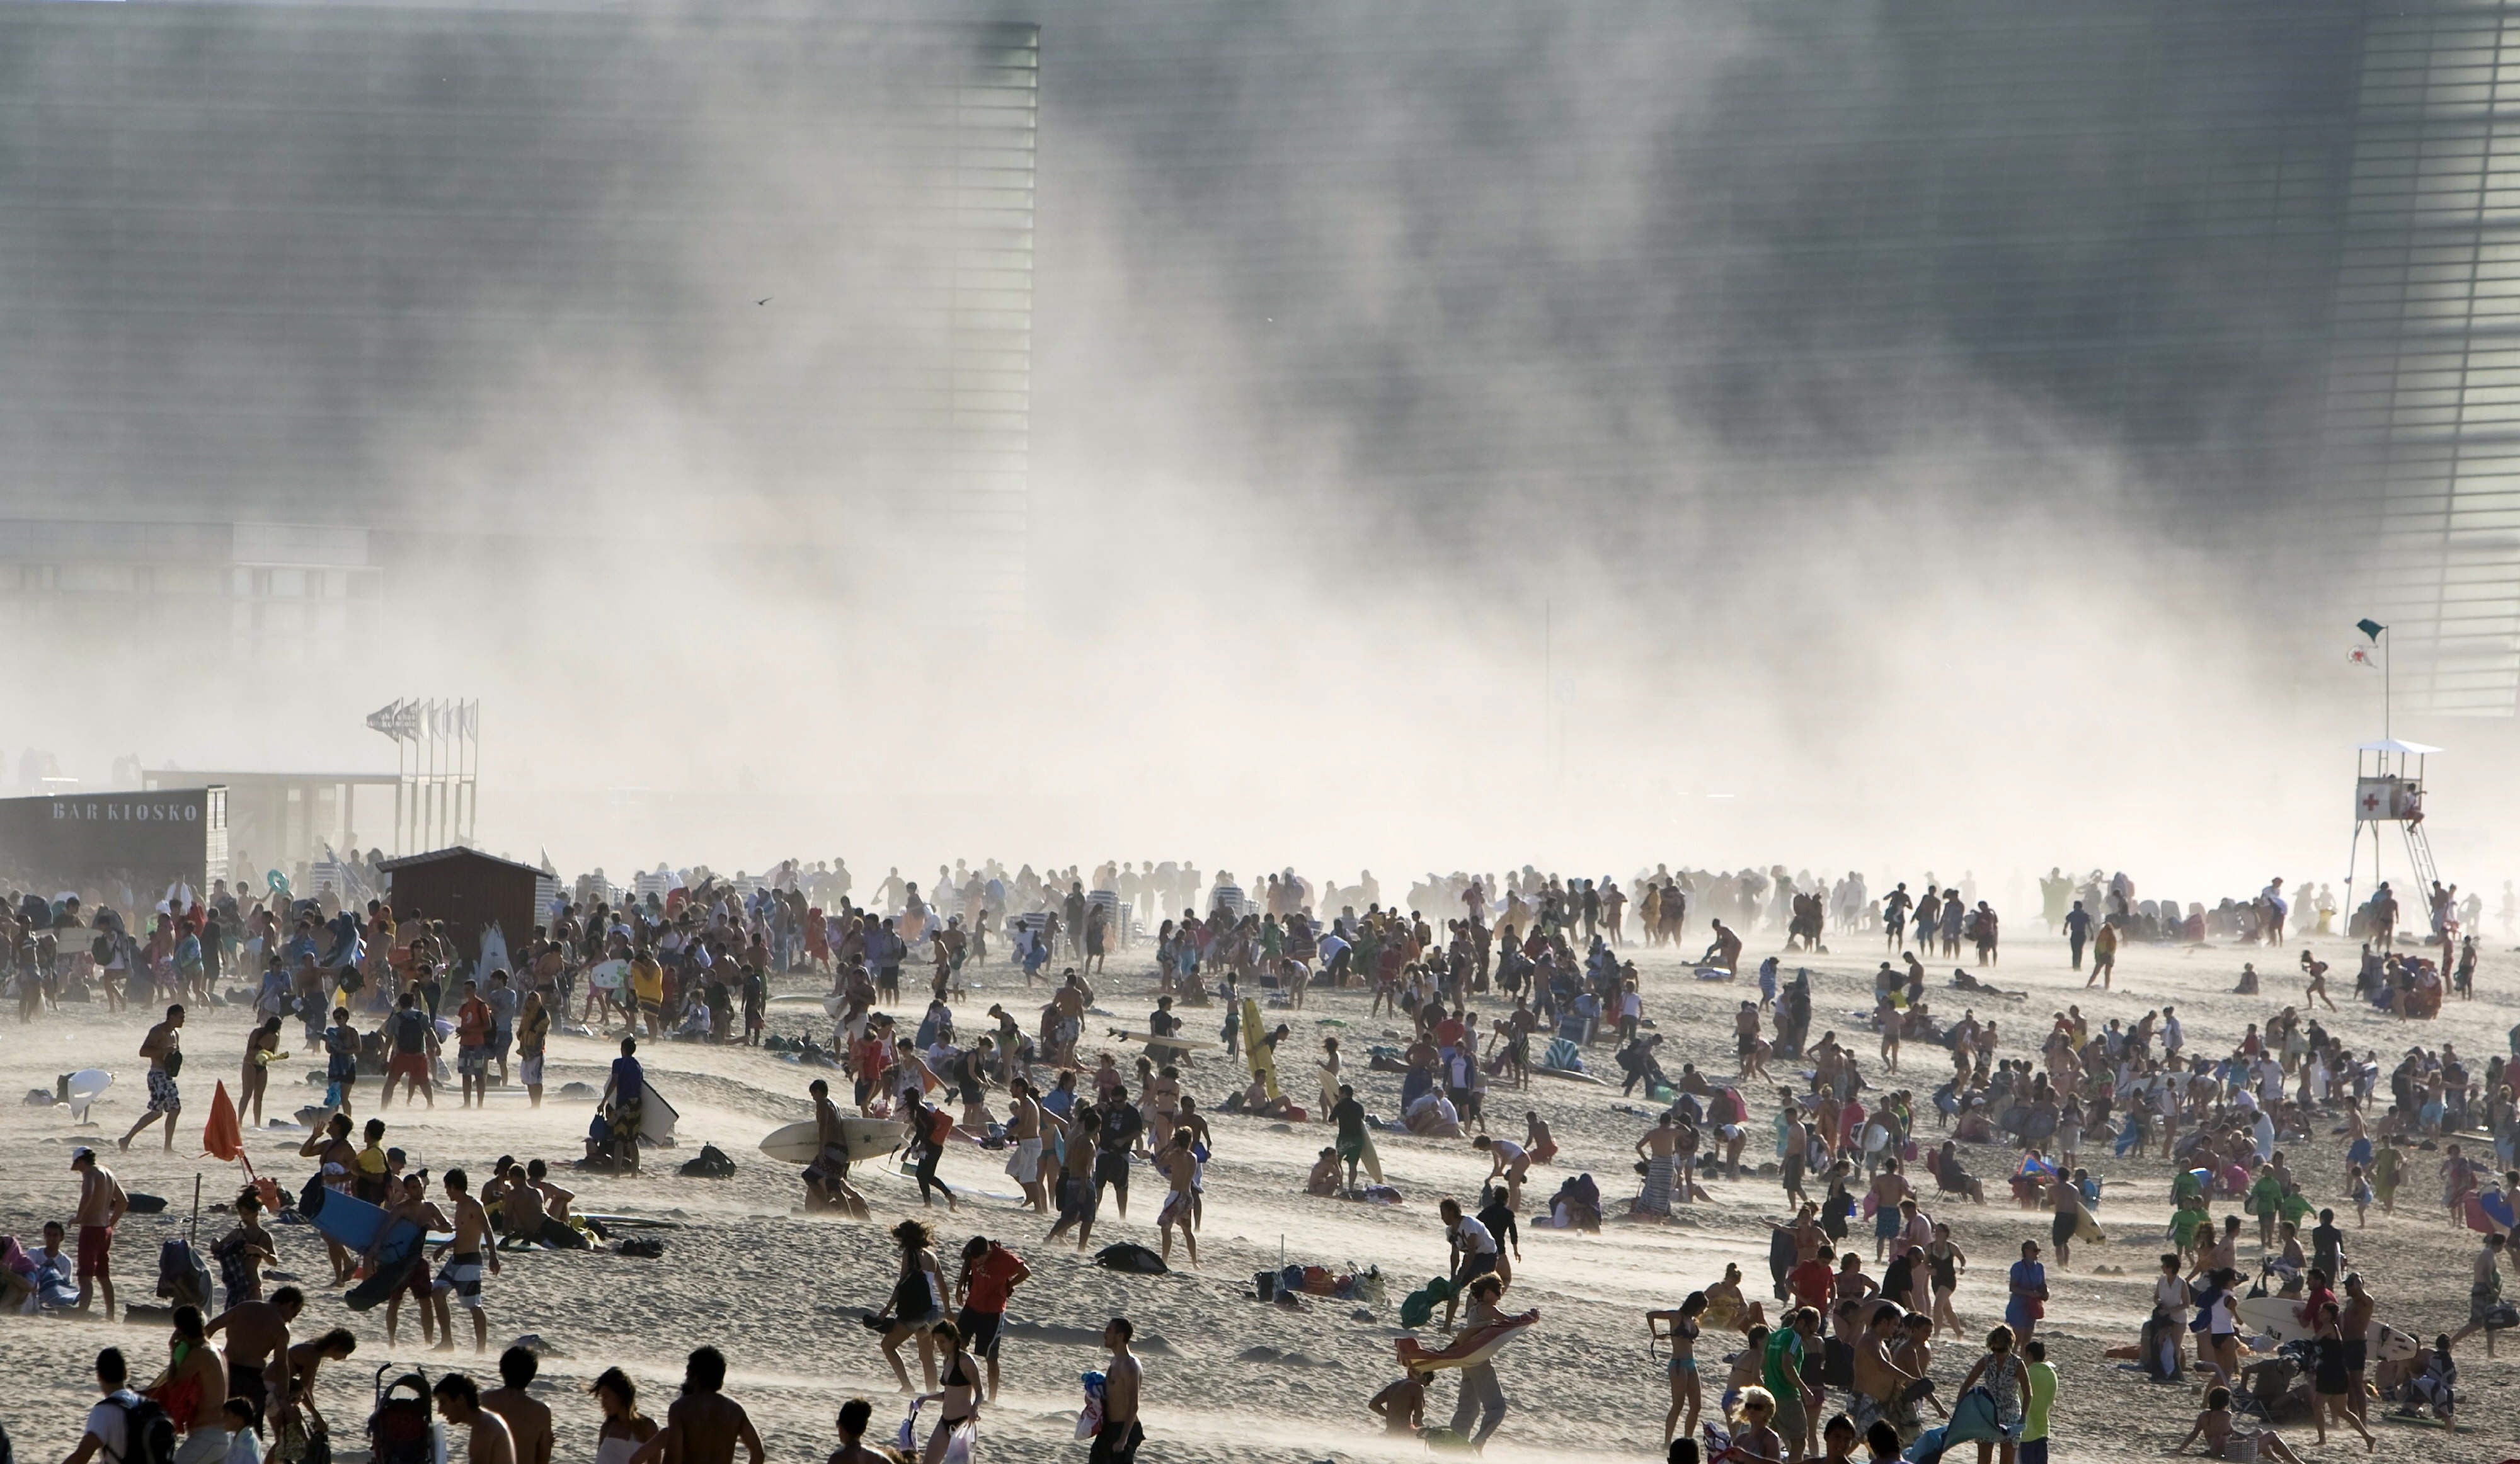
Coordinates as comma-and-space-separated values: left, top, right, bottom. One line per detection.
2343, 737, 2440, 919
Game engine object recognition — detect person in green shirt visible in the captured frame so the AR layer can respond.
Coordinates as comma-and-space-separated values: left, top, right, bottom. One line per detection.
2277, 1186, 2315, 1233
2020, 1337, 2057, 1464
1763, 1307, 1821, 1458
2248, 1164, 2285, 1248
2169, 1199, 2209, 1264
2170, 1166, 2204, 1207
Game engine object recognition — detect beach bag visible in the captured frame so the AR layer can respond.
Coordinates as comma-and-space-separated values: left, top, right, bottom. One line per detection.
929, 1109, 955, 1148
156, 1238, 212, 1311
677, 1144, 736, 1179
940, 1421, 976, 1464
1092, 1242, 1167, 1275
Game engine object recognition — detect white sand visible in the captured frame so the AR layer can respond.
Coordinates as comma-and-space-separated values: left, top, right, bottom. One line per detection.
3, 929, 2516, 1461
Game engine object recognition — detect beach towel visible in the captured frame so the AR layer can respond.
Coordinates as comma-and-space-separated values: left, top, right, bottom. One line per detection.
1395, 1314, 1537, 1371
1398, 1276, 1457, 1330
200, 1081, 243, 1163
1640, 1153, 1674, 1214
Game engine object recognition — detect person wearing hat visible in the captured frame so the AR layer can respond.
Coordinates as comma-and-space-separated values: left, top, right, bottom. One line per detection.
71, 1146, 128, 1318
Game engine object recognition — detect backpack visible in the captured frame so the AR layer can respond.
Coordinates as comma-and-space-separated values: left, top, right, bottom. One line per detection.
108, 1397, 176, 1464
368, 1373, 433, 1464
677, 1143, 736, 1179
928, 1109, 955, 1148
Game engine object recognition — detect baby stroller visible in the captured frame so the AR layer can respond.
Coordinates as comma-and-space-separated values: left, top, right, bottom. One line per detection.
367, 1363, 444, 1464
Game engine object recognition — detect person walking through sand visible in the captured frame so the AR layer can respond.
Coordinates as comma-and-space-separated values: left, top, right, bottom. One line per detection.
875, 1219, 948, 1393
1156, 1128, 1199, 1269
119, 1004, 186, 1152
2085, 922, 2116, 991
241, 1016, 284, 1128
954, 1235, 1030, 1402
71, 1146, 127, 1318
1955, 1325, 2030, 1464
432, 1169, 500, 1354
1089, 1317, 1144, 1464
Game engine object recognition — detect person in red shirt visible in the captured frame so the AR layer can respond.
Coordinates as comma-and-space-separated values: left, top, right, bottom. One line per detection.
455, 980, 494, 1109
1791, 1246, 1840, 1312
954, 1236, 1032, 1402
850, 1029, 893, 1115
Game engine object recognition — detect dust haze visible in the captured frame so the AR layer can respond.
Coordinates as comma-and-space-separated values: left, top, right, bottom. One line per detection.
0, 1, 2480, 898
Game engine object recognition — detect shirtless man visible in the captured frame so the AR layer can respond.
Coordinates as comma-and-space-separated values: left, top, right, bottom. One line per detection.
1002, 1078, 1050, 1215
797, 1079, 866, 1218
1869, 1162, 1915, 1263
1366, 1367, 1428, 1436
1045, 1101, 1101, 1250
432, 1376, 518, 1464
627, 1347, 765, 1464
205, 1284, 304, 1432
481, 1347, 556, 1464
1155, 1128, 1199, 1269
1091, 1318, 1143, 1464
71, 1146, 128, 1318
827, 1398, 889, 1464
2339, 1274, 2376, 1426
432, 1169, 501, 1354
118, 1004, 186, 1152
164, 1305, 230, 1464
1848, 1305, 1928, 1443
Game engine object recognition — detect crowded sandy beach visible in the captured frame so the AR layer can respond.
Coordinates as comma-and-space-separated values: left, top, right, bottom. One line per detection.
1, 867, 2515, 1463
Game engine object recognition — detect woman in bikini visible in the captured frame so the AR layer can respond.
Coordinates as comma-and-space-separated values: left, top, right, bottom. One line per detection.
916, 1319, 980, 1464
1647, 1290, 1709, 1445
240, 1016, 284, 1128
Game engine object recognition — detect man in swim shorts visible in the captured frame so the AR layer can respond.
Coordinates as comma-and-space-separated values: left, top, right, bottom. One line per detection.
433, 1168, 500, 1354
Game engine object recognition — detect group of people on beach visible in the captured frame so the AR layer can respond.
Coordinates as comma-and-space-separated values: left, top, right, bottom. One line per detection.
11, 848, 2520, 1464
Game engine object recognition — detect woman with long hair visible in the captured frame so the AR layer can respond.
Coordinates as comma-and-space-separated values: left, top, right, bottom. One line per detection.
241, 1015, 284, 1127
1647, 1290, 1709, 1445
588, 1366, 657, 1464
915, 1318, 979, 1464
877, 1218, 946, 1393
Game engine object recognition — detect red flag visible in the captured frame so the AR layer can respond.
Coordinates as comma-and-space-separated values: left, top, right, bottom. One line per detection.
201, 1080, 243, 1163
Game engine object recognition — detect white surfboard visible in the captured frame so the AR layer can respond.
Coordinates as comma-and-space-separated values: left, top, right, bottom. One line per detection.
61, 1068, 112, 1123
637, 1078, 679, 1148
2236, 1294, 2323, 1347
1113, 1029, 1215, 1051
759, 1116, 907, 1165
2369, 1322, 2419, 1363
